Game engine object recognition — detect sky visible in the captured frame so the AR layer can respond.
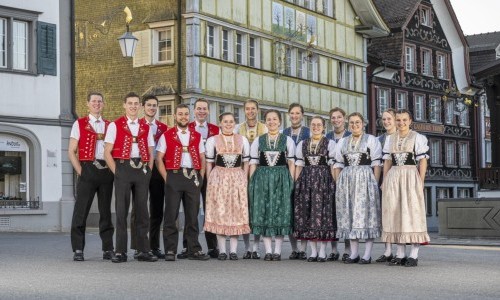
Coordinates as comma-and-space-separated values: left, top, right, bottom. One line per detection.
449, 0, 500, 35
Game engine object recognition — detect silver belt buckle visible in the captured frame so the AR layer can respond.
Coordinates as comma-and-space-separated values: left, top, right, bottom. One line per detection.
129, 159, 144, 169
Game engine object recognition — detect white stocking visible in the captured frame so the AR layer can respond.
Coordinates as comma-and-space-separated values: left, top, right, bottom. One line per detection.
309, 241, 318, 257
274, 235, 284, 254
396, 244, 406, 258
229, 236, 239, 253
299, 240, 307, 252
349, 239, 359, 259
216, 235, 227, 254
410, 243, 420, 259
263, 236, 272, 254
363, 239, 374, 261
318, 241, 327, 259
384, 242, 392, 256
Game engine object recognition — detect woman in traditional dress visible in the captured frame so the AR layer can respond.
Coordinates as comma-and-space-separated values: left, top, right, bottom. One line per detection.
204, 112, 251, 260
334, 112, 382, 264
293, 116, 337, 262
248, 109, 295, 261
375, 108, 397, 263
381, 109, 430, 267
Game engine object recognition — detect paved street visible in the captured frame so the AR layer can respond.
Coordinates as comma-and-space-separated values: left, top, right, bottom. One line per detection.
1, 232, 499, 300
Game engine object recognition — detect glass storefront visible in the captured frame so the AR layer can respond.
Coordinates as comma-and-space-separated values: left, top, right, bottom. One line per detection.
0, 134, 29, 206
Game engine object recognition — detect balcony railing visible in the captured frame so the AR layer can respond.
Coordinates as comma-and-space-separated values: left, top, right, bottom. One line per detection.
478, 168, 500, 190
0, 197, 41, 209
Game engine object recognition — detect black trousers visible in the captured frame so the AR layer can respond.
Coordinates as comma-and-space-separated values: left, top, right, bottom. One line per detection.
71, 161, 114, 252
114, 160, 152, 254
163, 169, 202, 254
182, 175, 217, 250
130, 165, 165, 250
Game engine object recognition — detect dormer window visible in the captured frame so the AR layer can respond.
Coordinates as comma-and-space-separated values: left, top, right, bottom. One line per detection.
420, 6, 432, 27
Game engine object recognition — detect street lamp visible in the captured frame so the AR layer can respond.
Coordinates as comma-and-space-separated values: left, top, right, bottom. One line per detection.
117, 25, 137, 57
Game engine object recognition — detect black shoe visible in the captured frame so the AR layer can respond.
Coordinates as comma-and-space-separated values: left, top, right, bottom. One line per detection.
307, 256, 318, 262
133, 250, 139, 260
251, 251, 260, 259
151, 248, 166, 259
264, 253, 273, 261
112, 253, 127, 263
188, 251, 210, 261
73, 251, 84, 262
298, 251, 307, 260
218, 253, 227, 261
103, 250, 115, 260
177, 249, 188, 259
317, 256, 327, 262
242, 251, 252, 259
359, 257, 372, 264
388, 257, 407, 266
341, 253, 350, 261
344, 256, 360, 264
208, 249, 220, 259
137, 251, 158, 262
326, 253, 340, 261
272, 253, 281, 261
165, 251, 176, 261
375, 254, 393, 263
289, 251, 299, 260
404, 257, 418, 267
229, 252, 238, 260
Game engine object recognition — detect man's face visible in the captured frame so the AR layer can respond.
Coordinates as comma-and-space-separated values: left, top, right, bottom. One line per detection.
244, 102, 258, 121
123, 96, 140, 119
87, 95, 104, 116
194, 101, 209, 123
175, 107, 190, 128
330, 111, 345, 130
142, 99, 158, 119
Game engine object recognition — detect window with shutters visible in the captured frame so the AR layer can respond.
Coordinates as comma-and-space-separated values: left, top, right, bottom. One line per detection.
133, 22, 175, 68
414, 93, 425, 121
421, 47, 432, 76
377, 88, 390, 116
0, 6, 42, 75
405, 44, 416, 73
153, 26, 174, 64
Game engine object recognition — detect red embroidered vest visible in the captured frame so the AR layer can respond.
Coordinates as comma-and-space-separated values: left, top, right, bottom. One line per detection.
139, 118, 168, 144
77, 116, 110, 161
111, 116, 151, 161
188, 121, 220, 140
162, 127, 202, 170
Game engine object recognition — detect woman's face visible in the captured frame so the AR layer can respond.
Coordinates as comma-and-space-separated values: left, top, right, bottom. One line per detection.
396, 112, 412, 132
382, 112, 396, 131
310, 118, 324, 136
348, 115, 364, 135
288, 106, 303, 127
265, 112, 281, 132
220, 114, 235, 133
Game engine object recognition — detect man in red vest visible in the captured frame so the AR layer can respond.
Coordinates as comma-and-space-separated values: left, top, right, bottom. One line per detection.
130, 95, 169, 259
104, 92, 157, 263
176, 98, 220, 259
156, 103, 209, 261
69, 92, 114, 262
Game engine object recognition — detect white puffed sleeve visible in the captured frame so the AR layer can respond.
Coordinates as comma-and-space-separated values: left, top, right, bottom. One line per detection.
295, 141, 305, 167
382, 134, 393, 160
327, 139, 337, 166
333, 137, 346, 169
205, 136, 216, 163
367, 134, 383, 167
241, 136, 250, 162
249, 138, 260, 165
415, 133, 430, 161
285, 136, 296, 162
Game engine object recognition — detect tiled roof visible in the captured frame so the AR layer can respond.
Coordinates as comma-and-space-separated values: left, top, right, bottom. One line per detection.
372, 0, 419, 29
466, 32, 500, 52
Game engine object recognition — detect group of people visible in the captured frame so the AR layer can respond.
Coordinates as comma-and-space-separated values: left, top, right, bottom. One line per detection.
69, 93, 430, 267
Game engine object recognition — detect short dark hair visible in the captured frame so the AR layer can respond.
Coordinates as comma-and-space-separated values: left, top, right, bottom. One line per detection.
194, 98, 209, 108
175, 103, 190, 114
142, 94, 158, 106
288, 103, 304, 114
244, 99, 259, 109
123, 92, 140, 103
347, 112, 365, 123
87, 92, 104, 102
264, 109, 282, 122
396, 109, 413, 120
218, 112, 234, 122
329, 107, 346, 118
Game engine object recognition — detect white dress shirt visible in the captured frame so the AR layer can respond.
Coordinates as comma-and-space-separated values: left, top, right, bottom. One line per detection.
156, 127, 205, 168
105, 117, 155, 158
70, 114, 105, 160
